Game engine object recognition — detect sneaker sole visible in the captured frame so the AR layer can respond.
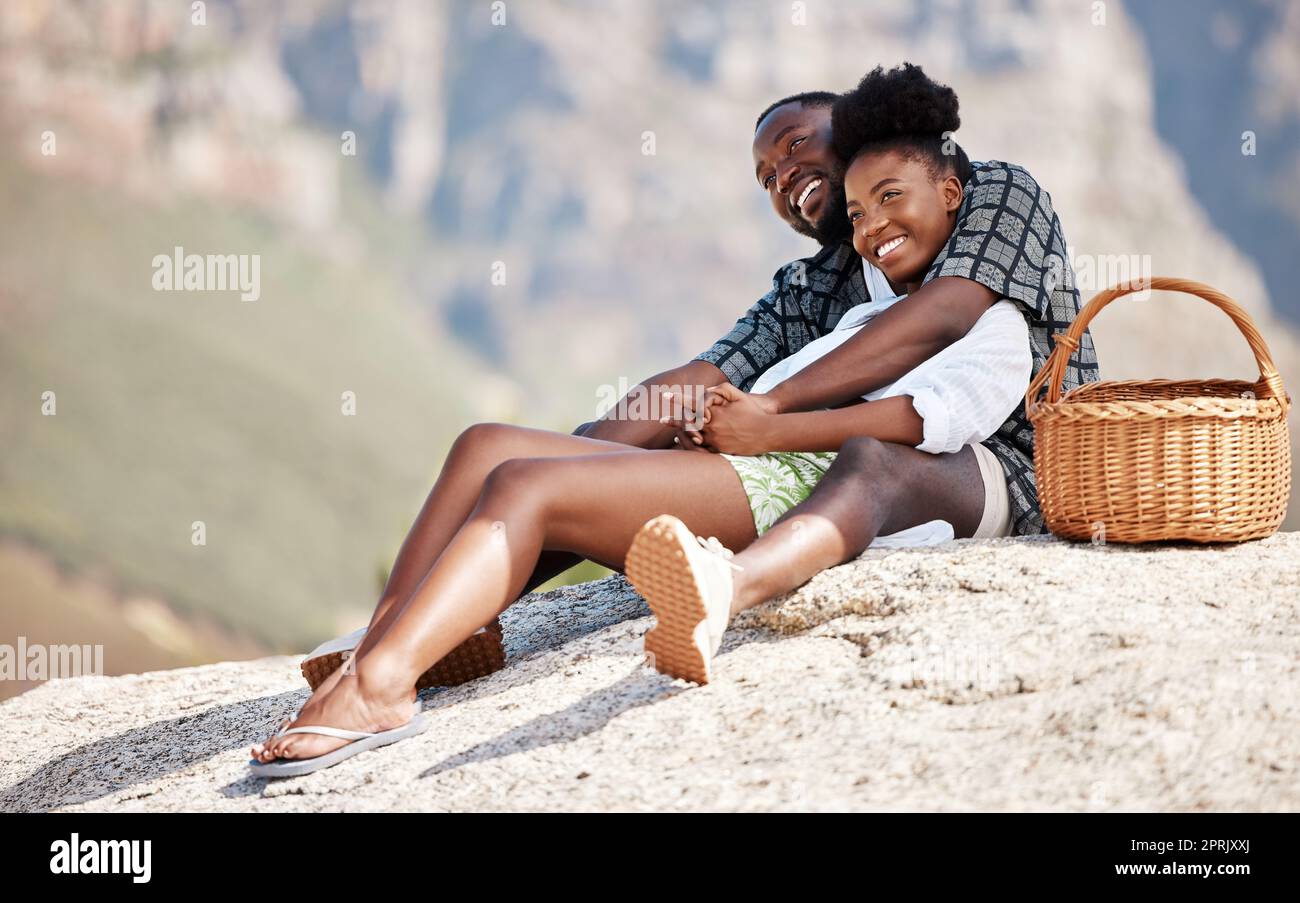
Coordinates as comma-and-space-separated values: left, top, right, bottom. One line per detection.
625, 515, 714, 685
300, 618, 506, 691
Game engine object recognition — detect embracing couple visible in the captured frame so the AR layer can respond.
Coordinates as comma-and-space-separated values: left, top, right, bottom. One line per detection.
250, 63, 1100, 777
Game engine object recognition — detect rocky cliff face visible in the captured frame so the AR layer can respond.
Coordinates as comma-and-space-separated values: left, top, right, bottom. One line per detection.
3, 532, 1297, 812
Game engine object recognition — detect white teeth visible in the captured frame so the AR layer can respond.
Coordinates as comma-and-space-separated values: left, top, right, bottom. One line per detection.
876, 236, 906, 259
796, 179, 821, 210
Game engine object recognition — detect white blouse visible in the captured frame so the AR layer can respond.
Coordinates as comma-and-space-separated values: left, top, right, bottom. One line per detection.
748, 261, 1032, 455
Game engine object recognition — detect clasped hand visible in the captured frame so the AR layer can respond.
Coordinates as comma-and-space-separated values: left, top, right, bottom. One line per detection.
658, 383, 778, 455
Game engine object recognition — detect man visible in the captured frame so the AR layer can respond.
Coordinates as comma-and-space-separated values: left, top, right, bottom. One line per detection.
577, 88, 1100, 682
301, 87, 1100, 691
577, 91, 1096, 517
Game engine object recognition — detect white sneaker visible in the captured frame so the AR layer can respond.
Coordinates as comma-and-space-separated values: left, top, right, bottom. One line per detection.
625, 514, 739, 685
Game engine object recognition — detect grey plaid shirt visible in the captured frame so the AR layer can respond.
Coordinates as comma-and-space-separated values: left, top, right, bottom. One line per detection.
695, 160, 1101, 536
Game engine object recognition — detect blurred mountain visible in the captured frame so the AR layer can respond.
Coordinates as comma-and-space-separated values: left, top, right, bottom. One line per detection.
1, 0, 1296, 672
1128, 0, 1300, 327
0, 145, 497, 657
0, 0, 509, 661
280, 0, 1300, 435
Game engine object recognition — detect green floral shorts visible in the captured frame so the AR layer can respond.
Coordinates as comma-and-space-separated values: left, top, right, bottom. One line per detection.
720, 451, 839, 535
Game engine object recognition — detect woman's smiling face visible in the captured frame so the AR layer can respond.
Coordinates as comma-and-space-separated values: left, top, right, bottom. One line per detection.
844, 148, 964, 290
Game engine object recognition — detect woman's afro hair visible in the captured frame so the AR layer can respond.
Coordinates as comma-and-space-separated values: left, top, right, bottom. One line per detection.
831, 63, 969, 182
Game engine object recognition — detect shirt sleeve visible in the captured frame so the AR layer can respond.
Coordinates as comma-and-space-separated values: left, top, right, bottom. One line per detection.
923, 162, 1064, 321
888, 301, 1034, 454
695, 241, 866, 391
692, 266, 791, 392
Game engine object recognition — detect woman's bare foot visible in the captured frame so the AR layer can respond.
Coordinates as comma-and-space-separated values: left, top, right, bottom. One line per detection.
300, 650, 359, 708
273, 653, 353, 734
250, 669, 417, 764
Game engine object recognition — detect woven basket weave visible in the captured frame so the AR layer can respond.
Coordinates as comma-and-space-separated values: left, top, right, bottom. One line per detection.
1025, 277, 1292, 544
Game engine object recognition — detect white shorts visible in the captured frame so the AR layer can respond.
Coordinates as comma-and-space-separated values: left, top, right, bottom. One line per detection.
970, 441, 1013, 538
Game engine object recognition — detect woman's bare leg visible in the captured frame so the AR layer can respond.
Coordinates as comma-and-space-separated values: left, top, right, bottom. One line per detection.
253, 447, 754, 762
294, 425, 648, 711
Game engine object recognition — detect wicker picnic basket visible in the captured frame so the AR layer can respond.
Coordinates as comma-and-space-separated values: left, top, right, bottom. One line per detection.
1025, 277, 1292, 544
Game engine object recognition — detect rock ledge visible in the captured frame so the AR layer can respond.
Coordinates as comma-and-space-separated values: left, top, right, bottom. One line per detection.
3, 533, 1297, 812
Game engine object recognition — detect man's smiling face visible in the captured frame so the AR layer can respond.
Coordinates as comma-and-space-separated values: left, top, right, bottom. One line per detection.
752, 101, 852, 246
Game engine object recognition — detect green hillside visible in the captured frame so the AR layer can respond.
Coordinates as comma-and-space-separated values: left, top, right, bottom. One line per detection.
0, 154, 498, 650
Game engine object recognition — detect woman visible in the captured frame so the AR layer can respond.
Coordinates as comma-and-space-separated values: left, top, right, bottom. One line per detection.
249, 64, 1041, 777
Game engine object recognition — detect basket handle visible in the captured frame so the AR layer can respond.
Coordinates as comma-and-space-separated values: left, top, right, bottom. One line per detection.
1025, 276, 1291, 417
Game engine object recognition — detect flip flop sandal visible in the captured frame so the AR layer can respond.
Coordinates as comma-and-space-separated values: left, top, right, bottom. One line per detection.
274, 708, 301, 733
300, 618, 506, 692
248, 713, 432, 779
